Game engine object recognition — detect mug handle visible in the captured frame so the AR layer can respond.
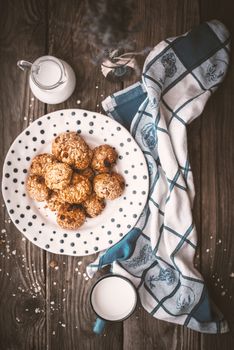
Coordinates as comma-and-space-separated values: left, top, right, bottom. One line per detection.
93, 317, 106, 335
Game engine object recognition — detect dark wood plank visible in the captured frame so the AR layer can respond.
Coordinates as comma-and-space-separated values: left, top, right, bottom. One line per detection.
199, 0, 234, 349
0, 0, 47, 349
122, 1, 201, 349
45, 1, 123, 349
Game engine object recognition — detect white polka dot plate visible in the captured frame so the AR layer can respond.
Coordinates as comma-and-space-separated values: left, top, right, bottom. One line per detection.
2, 109, 149, 256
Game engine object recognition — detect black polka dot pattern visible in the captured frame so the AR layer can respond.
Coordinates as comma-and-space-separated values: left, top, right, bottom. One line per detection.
2, 109, 149, 256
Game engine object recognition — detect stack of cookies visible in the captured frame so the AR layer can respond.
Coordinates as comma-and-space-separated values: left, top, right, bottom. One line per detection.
26, 132, 125, 230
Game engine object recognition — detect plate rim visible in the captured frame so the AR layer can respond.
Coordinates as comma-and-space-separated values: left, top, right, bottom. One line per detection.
2, 108, 149, 256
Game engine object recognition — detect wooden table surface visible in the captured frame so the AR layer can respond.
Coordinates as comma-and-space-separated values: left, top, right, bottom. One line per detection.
0, 0, 234, 349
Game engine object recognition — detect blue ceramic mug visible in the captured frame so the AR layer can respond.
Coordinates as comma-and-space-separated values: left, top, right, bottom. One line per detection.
90, 274, 138, 335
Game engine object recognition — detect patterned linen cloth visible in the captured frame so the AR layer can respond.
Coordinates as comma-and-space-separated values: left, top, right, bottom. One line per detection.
87, 20, 230, 333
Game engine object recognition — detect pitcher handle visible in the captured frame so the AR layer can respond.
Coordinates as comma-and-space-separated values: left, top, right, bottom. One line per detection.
17, 60, 33, 71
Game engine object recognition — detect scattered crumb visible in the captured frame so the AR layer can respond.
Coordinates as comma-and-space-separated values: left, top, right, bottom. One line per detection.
77, 261, 82, 266
63, 289, 66, 292
34, 286, 41, 293
206, 249, 210, 253
49, 260, 58, 268
53, 282, 57, 285
221, 291, 226, 296
35, 308, 41, 313
0, 239, 5, 246
229, 272, 234, 278
95, 85, 99, 89
50, 301, 55, 305
12, 250, 16, 255
61, 323, 66, 328
75, 267, 79, 272
85, 277, 89, 280
1, 229, 6, 233
16, 317, 20, 323
52, 331, 56, 336
76, 100, 81, 104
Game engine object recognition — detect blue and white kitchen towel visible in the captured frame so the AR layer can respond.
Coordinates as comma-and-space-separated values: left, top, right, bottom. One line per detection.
87, 20, 230, 333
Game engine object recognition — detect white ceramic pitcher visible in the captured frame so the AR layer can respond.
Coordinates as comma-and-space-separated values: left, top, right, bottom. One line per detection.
17, 55, 76, 104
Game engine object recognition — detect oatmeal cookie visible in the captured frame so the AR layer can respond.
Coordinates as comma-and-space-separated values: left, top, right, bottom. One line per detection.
52, 132, 93, 169
44, 162, 72, 190
57, 203, 86, 230
27, 175, 50, 201
91, 145, 118, 173
78, 167, 95, 181
46, 192, 64, 212
58, 173, 92, 204
93, 172, 125, 200
82, 193, 105, 217
30, 153, 57, 177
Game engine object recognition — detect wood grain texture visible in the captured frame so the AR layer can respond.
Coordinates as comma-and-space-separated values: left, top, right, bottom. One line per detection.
0, 0, 47, 349
0, 0, 234, 349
